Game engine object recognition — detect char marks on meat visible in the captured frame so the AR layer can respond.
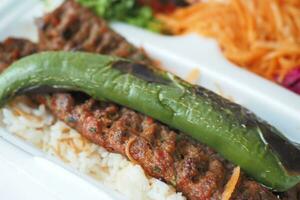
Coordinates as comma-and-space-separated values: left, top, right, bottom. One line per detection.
36, 0, 153, 65
0, 0, 298, 199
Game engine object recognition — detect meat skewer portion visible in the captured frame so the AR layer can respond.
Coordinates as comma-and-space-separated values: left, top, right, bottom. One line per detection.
34, 92, 279, 200
36, 0, 153, 66
0, 38, 37, 73
0, 0, 298, 199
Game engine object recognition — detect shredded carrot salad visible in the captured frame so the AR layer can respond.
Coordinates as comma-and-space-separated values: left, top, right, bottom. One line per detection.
221, 166, 240, 200
157, 0, 300, 83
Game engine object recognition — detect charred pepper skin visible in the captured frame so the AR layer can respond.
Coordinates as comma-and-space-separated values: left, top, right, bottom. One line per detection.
0, 51, 300, 191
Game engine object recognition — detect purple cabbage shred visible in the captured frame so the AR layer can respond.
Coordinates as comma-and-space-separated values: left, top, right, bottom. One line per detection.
282, 67, 300, 95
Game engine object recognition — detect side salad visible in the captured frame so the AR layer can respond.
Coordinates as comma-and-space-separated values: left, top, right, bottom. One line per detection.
76, 0, 182, 32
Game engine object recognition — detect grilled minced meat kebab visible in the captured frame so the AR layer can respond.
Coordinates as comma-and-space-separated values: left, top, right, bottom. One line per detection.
0, 1, 299, 199
0, 38, 37, 73
36, 0, 153, 65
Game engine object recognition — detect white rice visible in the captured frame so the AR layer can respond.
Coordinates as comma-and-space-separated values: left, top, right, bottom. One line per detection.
0, 97, 185, 200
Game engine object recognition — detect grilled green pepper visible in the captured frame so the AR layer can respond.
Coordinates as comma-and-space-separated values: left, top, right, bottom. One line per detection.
0, 51, 300, 191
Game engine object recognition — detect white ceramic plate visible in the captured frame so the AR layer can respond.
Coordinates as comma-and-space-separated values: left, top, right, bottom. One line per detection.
0, 0, 299, 200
